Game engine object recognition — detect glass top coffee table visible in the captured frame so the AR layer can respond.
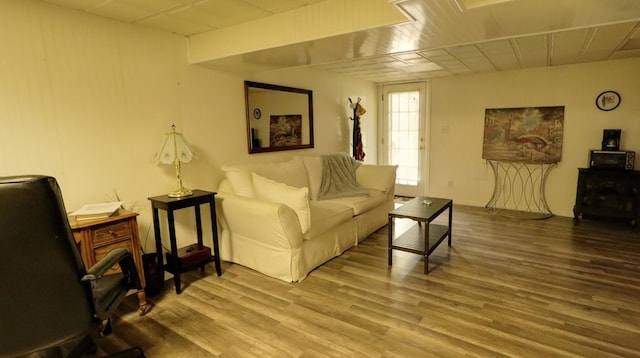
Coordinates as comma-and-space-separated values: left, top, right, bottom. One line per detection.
388, 196, 452, 274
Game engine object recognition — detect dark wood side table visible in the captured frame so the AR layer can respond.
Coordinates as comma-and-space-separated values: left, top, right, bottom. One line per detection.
148, 190, 221, 294
388, 197, 452, 274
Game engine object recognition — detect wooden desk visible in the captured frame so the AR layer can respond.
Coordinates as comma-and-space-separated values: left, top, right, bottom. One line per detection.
69, 209, 147, 313
148, 190, 221, 294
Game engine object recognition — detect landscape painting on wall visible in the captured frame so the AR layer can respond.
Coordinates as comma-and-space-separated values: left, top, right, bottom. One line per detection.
270, 114, 302, 147
482, 106, 564, 163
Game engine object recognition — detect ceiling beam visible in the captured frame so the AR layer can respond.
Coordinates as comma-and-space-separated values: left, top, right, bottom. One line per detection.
187, 0, 409, 65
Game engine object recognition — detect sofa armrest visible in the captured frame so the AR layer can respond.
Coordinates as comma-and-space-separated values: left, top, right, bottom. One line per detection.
356, 164, 398, 194
216, 192, 303, 250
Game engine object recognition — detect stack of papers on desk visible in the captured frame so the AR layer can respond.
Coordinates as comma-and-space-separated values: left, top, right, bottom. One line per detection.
70, 201, 123, 221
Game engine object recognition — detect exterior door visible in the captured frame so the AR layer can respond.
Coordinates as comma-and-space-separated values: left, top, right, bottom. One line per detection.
379, 82, 427, 197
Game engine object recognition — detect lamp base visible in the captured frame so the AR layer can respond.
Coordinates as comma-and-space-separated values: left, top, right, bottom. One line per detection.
168, 187, 193, 198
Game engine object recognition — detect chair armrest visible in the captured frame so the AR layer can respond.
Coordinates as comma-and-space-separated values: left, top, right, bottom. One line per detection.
82, 248, 128, 280
82, 248, 141, 290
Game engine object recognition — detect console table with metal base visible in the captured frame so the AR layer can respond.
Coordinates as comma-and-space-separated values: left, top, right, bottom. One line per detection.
148, 190, 221, 294
388, 197, 452, 274
485, 160, 555, 219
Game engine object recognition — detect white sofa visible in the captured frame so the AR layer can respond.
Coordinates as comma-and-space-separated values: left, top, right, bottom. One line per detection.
216, 154, 397, 282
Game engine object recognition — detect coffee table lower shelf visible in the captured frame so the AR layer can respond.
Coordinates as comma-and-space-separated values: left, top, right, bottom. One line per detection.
391, 223, 450, 255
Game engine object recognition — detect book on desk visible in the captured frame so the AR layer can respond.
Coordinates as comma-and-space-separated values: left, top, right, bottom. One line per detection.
70, 201, 123, 221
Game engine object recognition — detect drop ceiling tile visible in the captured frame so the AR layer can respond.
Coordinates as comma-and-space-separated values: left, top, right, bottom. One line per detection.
120, 0, 180, 13
351, 58, 384, 66
478, 40, 520, 70
44, 0, 106, 10
479, 40, 514, 55
392, 52, 424, 61
611, 48, 640, 59
426, 55, 458, 63
241, 0, 325, 13
316, 62, 353, 70
164, 7, 225, 28
419, 49, 448, 58
86, 1, 156, 22
586, 23, 638, 54
447, 45, 483, 57
551, 29, 590, 65
403, 57, 432, 65
138, 13, 212, 35
383, 60, 416, 67
397, 62, 443, 73
193, 1, 269, 27
345, 64, 388, 73
513, 35, 547, 67
464, 60, 495, 72
621, 36, 640, 50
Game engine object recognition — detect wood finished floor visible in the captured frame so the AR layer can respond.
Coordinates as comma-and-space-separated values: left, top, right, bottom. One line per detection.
97, 205, 640, 357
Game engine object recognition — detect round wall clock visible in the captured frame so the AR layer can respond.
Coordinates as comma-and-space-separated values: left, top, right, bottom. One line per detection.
253, 108, 261, 119
596, 90, 621, 111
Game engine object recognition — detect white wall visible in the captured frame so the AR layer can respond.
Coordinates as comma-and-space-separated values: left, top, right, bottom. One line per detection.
0, 0, 375, 251
7, 0, 629, 249
428, 58, 640, 217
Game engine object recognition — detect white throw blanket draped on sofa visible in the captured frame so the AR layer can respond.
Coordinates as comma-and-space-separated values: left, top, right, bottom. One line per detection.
318, 153, 369, 200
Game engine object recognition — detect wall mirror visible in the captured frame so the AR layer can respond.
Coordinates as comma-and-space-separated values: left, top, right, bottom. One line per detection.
245, 81, 314, 154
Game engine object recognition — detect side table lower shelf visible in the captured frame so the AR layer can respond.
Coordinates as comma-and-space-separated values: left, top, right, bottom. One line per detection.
164, 244, 214, 274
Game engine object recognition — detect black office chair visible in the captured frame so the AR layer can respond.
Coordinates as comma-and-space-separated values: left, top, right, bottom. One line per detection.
0, 175, 144, 357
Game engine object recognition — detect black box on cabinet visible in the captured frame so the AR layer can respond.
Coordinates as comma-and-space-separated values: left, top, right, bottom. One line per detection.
602, 129, 621, 151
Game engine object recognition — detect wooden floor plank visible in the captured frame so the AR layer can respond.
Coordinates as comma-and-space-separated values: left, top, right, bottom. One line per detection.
95, 205, 640, 357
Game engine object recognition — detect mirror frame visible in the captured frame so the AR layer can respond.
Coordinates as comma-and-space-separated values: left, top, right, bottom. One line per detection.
245, 81, 314, 154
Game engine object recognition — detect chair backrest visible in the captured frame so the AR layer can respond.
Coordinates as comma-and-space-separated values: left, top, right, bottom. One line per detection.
0, 175, 94, 356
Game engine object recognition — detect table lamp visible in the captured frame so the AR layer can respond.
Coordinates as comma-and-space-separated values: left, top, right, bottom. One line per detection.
152, 124, 197, 197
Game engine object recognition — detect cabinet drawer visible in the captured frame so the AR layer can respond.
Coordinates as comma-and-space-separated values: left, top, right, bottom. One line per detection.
94, 240, 133, 275
92, 221, 133, 246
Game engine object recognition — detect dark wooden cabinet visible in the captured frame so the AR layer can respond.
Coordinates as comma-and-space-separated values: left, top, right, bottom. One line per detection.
573, 168, 640, 229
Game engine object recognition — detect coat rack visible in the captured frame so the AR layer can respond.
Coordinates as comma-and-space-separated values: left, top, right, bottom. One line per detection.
349, 97, 365, 161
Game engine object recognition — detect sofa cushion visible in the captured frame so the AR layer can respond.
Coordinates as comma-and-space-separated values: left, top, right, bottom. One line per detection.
299, 156, 322, 200
252, 173, 311, 234
220, 167, 256, 198
304, 201, 353, 240
321, 189, 387, 215
254, 158, 309, 189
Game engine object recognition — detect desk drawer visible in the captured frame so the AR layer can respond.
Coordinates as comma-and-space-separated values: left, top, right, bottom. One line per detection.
94, 240, 133, 275
92, 221, 132, 246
